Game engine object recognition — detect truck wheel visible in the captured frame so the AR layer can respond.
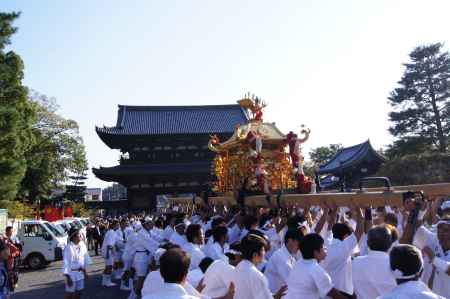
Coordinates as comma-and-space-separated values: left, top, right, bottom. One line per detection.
27, 253, 46, 270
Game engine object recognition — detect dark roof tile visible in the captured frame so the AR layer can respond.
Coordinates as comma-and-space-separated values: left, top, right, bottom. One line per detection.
97, 104, 249, 136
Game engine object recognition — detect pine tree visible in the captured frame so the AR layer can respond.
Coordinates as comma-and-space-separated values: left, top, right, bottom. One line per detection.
0, 12, 36, 201
388, 43, 450, 155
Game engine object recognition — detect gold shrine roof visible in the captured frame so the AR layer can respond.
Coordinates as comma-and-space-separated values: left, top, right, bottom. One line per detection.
213, 120, 287, 150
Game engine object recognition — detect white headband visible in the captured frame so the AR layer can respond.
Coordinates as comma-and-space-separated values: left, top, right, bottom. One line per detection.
392, 267, 423, 279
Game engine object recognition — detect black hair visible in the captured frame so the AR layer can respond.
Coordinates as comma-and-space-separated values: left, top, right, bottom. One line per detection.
389, 245, 423, 282
225, 242, 242, 262
244, 215, 259, 231
211, 217, 226, 229
212, 226, 228, 243
5, 226, 12, 231
367, 226, 392, 252
160, 243, 181, 250
68, 227, 80, 243
384, 213, 398, 227
159, 248, 191, 283
248, 229, 270, 250
199, 257, 214, 273
241, 234, 266, 260
300, 233, 324, 260
186, 224, 202, 243
284, 229, 304, 245
259, 214, 271, 228
331, 223, 353, 240
109, 220, 119, 229
154, 217, 164, 229
287, 215, 306, 230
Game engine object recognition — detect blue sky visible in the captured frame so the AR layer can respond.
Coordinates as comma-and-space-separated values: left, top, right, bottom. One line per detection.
2, 1, 450, 188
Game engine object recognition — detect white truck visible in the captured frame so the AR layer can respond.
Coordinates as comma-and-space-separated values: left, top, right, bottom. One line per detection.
17, 220, 67, 269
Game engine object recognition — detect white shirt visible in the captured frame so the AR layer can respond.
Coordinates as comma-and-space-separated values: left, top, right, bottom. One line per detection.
414, 225, 450, 297
377, 280, 445, 299
264, 246, 297, 293
101, 229, 117, 257
62, 241, 91, 281
228, 224, 242, 245
142, 282, 199, 299
352, 250, 397, 299
264, 227, 282, 258
142, 270, 164, 296
163, 226, 174, 240
321, 233, 357, 295
142, 271, 206, 299
115, 228, 128, 251
285, 259, 333, 299
233, 260, 273, 299
203, 242, 229, 262
135, 228, 160, 257
170, 231, 188, 247
187, 268, 204, 289
182, 242, 206, 270
201, 260, 234, 298
122, 231, 138, 262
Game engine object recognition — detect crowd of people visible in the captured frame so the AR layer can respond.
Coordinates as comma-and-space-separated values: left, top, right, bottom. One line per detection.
62, 194, 450, 299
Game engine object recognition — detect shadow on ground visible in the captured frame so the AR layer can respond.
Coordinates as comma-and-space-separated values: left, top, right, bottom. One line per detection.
14, 272, 130, 299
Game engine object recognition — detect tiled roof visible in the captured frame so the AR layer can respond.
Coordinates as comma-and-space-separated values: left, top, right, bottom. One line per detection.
96, 104, 249, 136
93, 161, 211, 181
317, 140, 385, 174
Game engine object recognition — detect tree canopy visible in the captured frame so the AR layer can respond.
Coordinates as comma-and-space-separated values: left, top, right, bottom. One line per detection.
0, 12, 36, 201
388, 43, 450, 156
308, 144, 342, 165
19, 91, 88, 203
0, 11, 88, 203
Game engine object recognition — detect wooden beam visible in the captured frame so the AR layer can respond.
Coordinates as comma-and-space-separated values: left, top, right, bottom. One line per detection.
169, 182, 450, 208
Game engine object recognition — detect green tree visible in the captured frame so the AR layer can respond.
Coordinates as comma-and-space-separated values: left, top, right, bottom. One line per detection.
0, 12, 36, 201
19, 91, 88, 202
309, 144, 342, 165
388, 43, 450, 155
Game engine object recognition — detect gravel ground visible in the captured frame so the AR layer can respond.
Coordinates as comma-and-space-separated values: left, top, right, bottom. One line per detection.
14, 254, 130, 299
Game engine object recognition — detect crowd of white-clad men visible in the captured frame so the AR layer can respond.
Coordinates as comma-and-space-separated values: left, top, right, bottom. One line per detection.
62, 194, 450, 299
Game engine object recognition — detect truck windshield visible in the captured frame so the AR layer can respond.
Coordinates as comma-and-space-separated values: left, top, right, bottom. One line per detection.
54, 224, 67, 236
44, 223, 65, 238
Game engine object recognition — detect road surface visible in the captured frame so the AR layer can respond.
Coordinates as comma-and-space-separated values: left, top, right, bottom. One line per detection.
15, 254, 130, 299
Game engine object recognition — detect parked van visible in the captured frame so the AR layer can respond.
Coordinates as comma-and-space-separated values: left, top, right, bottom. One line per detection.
17, 220, 67, 269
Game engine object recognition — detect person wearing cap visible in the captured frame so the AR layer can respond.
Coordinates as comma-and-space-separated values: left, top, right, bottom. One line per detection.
377, 244, 444, 299
133, 217, 160, 297
63, 227, 91, 299
0, 240, 11, 299
264, 229, 303, 294
101, 220, 119, 287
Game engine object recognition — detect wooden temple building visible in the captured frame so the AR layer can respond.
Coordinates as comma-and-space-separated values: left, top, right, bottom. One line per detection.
93, 104, 249, 210
317, 140, 386, 191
